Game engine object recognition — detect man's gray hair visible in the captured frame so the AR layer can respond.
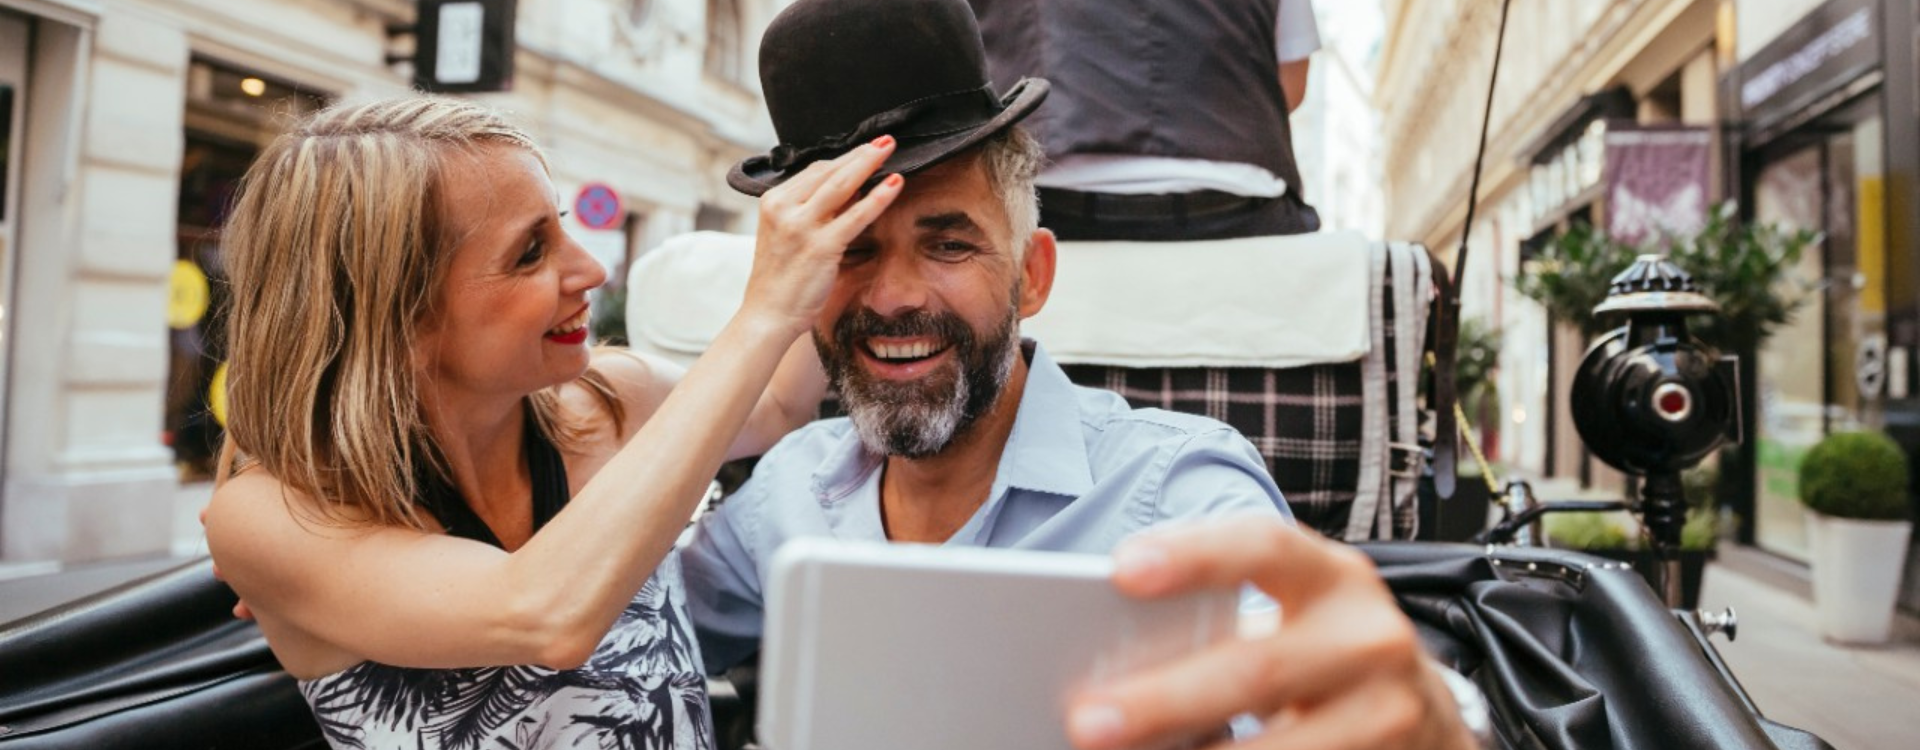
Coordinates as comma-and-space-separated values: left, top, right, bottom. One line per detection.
979, 126, 1047, 257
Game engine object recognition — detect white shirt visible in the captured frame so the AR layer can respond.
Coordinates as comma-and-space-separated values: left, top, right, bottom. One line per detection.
1037, 0, 1321, 197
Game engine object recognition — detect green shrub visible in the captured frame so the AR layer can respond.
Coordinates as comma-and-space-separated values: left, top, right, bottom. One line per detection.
1545, 511, 1633, 550
1544, 507, 1720, 550
1799, 432, 1913, 521
1679, 506, 1720, 550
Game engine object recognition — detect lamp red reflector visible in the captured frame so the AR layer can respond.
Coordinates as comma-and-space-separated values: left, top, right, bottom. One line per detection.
1654, 383, 1692, 421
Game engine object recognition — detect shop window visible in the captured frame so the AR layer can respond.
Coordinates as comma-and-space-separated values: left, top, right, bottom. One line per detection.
168, 58, 330, 480
706, 0, 744, 83
185, 58, 326, 146
1748, 105, 1888, 562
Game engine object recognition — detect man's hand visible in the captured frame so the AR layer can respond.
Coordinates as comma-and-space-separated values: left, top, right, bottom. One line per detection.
200, 503, 254, 621
1066, 518, 1479, 750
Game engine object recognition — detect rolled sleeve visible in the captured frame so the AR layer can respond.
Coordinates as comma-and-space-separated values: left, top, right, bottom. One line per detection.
680, 483, 768, 674
1276, 0, 1322, 62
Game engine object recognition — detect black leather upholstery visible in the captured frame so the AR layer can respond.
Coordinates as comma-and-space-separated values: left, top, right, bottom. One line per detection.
1366, 543, 1831, 750
0, 559, 322, 749
1, 549, 1831, 750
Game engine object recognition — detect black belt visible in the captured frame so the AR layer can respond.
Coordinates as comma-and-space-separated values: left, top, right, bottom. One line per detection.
1037, 187, 1265, 221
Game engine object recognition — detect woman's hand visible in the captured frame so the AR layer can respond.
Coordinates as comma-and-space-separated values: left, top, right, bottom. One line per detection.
1067, 519, 1480, 750
742, 137, 904, 335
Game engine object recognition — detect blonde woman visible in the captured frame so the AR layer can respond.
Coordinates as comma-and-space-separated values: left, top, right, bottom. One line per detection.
202, 97, 904, 749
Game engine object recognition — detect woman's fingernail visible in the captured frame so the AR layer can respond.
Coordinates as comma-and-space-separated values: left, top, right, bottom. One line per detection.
1068, 703, 1126, 746
1113, 541, 1170, 584
871, 135, 895, 149
883, 173, 904, 188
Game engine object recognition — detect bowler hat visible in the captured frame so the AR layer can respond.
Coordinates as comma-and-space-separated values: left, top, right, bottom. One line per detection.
727, 0, 1049, 196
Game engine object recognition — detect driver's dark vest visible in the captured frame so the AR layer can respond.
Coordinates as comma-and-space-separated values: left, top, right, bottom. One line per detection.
970, 0, 1307, 202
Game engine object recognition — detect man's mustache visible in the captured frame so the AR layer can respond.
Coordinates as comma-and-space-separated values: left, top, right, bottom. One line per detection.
829, 307, 976, 356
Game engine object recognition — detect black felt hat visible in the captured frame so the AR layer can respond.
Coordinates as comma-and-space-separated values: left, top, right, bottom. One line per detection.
727, 0, 1049, 196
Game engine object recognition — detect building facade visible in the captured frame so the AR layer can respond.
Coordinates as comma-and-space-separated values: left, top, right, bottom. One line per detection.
1291, 1, 1387, 237
0, 0, 782, 565
1722, 0, 1920, 605
1379, 0, 1920, 609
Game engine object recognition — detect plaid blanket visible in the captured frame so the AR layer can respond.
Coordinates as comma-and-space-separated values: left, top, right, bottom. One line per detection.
1063, 242, 1433, 541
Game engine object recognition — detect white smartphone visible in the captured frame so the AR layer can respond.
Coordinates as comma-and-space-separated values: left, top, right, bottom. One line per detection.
759, 538, 1240, 750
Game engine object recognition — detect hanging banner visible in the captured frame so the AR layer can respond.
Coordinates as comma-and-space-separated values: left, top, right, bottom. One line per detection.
1603, 126, 1712, 246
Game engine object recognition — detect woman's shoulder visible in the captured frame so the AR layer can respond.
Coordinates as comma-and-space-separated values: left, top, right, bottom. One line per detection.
585, 348, 685, 398
554, 348, 687, 432
204, 466, 386, 545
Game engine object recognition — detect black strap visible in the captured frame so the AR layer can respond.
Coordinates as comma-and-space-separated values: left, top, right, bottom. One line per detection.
418, 406, 571, 549
1433, 0, 1513, 501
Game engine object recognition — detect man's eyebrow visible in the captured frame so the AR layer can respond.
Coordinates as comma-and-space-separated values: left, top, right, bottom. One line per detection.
915, 212, 985, 234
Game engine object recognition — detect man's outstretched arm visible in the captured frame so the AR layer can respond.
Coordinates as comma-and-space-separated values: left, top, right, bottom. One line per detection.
1067, 518, 1481, 750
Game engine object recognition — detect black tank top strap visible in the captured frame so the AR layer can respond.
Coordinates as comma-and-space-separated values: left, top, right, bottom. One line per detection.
417, 403, 573, 549
524, 408, 571, 531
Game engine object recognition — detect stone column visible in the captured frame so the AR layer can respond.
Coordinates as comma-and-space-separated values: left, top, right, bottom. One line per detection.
2, 11, 184, 564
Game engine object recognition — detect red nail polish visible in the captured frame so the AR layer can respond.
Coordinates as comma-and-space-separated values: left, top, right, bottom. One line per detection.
883, 174, 904, 188
872, 135, 896, 149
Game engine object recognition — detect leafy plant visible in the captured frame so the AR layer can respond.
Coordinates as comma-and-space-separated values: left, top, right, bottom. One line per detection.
590, 285, 629, 346
1665, 204, 1822, 355
1456, 318, 1503, 429
1676, 463, 1727, 550
1514, 204, 1820, 352
1545, 510, 1634, 549
1800, 431, 1913, 521
1513, 222, 1639, 339
1543, 507, 1720, 550
1679, 506, 1721, 550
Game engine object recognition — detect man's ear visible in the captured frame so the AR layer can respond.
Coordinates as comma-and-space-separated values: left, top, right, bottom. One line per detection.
1017, 229, 1056, 319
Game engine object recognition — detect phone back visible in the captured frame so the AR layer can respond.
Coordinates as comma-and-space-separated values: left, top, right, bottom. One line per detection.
760, 538, 1239, 750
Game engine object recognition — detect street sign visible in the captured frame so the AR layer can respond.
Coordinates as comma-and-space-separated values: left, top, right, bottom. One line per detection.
413, 0, 517, 93
574, 183, 625, 231
1858, 333, 1887, 398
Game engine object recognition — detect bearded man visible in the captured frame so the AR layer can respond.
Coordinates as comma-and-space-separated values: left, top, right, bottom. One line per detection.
679, 0, 1292, 674
679, 2, 1485, 749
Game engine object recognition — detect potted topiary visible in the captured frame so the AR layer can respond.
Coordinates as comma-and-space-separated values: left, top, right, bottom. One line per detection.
1798, 431, 1915, 645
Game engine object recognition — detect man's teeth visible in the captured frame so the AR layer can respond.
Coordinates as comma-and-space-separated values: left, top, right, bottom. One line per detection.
872, 341, 941, 360
548, 308, 590, 336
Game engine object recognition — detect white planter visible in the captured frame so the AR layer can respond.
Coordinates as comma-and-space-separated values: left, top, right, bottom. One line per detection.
1806, 511, 1914, 645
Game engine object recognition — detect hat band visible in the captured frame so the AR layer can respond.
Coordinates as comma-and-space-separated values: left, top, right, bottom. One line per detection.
768, 85, 1002, 172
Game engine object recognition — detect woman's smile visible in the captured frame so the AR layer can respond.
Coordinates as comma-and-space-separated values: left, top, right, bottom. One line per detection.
545, 304, 592, 345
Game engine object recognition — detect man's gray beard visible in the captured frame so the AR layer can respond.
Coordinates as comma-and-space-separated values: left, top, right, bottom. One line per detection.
836, 311, 1021, 459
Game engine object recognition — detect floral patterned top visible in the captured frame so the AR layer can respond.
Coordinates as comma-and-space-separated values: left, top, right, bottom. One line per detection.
297, 410, 714, 750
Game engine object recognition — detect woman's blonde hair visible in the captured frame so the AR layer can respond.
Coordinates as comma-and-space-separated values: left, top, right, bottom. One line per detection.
221, 96, 619, 529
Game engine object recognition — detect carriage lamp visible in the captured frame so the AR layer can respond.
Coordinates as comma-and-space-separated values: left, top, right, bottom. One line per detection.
1569, 255, 1742, 605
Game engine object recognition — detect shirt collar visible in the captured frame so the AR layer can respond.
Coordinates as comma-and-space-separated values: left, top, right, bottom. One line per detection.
997, 340, 1095, 498
807, 339, 1095, 503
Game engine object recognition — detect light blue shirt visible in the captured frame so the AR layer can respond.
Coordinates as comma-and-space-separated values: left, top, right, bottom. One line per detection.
679, 342, 1292, 672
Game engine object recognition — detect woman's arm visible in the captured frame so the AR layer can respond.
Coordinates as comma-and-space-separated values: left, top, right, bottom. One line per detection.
207, 139, 902, 675
591, 334, 825, 462
736, 335, 828, 457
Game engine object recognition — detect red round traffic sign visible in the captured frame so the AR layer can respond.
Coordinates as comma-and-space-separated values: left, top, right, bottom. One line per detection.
574, 183, 625, 230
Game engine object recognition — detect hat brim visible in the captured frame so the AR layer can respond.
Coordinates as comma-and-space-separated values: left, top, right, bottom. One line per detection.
728, 78, 1049, 197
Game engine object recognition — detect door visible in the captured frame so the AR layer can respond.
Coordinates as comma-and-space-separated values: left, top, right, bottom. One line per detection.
1749, 98, 1888, 561
0, 10, 31, 505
